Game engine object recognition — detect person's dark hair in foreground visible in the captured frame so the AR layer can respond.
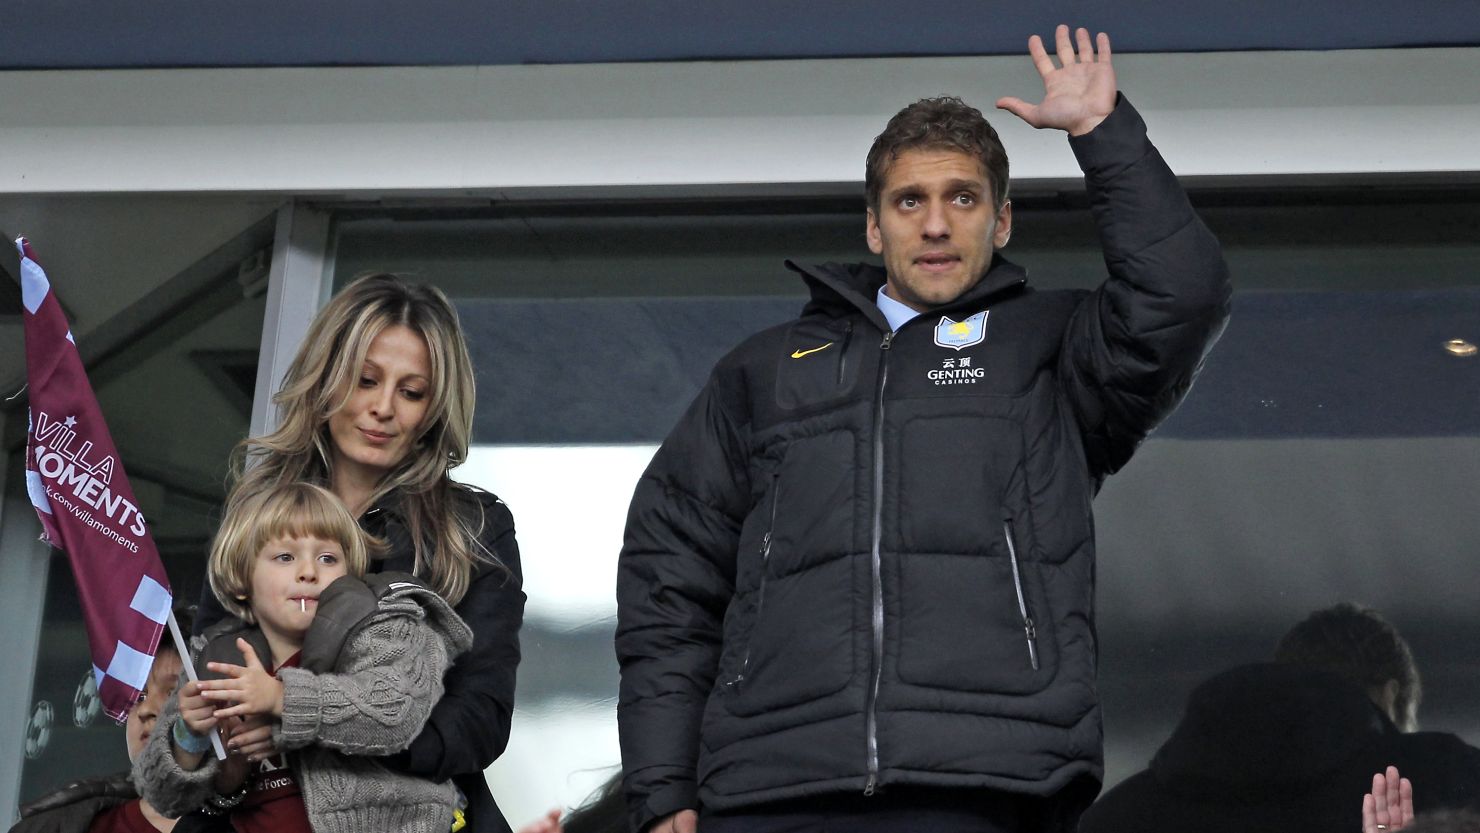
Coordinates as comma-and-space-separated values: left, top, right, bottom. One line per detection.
1276, 602, 1421, 732
1079, 606, 1480, 833
562, 774, 625, 833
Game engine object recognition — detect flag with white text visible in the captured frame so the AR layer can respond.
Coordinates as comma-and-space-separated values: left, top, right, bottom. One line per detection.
19, 237, 172, 723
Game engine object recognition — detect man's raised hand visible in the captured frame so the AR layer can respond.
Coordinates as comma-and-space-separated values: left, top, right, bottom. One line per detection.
996, 25, 1117, 137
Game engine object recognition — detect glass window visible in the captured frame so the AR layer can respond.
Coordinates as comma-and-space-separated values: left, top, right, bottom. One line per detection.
331, 188, 1480, 822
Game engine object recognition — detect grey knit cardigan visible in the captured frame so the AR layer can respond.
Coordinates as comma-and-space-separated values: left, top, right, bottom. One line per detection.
133, 575, 474, 833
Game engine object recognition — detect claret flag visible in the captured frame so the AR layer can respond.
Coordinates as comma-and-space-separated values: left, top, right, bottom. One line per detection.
19, 237, 174, 724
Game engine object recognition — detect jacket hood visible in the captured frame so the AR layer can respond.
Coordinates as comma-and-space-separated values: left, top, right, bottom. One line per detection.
1152, 662, 1391, 798
788, 255, 1029, 326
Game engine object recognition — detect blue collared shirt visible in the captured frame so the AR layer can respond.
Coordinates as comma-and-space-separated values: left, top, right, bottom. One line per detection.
876, 285, 921, 332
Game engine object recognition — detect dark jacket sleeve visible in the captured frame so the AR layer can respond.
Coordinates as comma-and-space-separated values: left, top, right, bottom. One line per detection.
192, 574, 229, 637
1058, 94, 1232, 480
616, 369, 751, 833
395, 493, 525, 781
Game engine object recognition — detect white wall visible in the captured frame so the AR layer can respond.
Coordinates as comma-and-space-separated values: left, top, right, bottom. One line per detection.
0, 48, 1476, 196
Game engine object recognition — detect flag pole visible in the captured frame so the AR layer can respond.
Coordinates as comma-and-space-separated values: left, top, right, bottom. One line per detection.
166, 610, 228, 761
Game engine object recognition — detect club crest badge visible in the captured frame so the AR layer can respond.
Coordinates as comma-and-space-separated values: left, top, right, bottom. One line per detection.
933, 311, 988, 351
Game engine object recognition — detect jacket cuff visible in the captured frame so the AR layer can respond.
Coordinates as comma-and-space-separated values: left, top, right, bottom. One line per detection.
398, 724, 448, 775
632, 782, 698, 833
1067, 93, 1148, 178
276, 667, 322, 750
131, 710, 220, 817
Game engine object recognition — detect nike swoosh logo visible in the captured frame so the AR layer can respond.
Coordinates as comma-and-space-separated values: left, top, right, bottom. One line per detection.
790, 342, 834, 359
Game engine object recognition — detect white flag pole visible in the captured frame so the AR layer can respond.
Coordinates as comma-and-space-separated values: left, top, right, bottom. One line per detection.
166, 609, 228, 761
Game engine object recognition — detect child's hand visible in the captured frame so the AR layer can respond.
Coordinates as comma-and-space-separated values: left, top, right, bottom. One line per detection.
178, 680, 219, 737
200, 639, 286, 718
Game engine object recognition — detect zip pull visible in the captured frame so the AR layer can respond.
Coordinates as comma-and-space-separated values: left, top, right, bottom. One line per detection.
1023, 617, 1040, 671
1003, 520, 1041, 671
760, 531, 772, 559
880, 331, 894, 350
837, 322, 854, 386
863, 773, 878, 796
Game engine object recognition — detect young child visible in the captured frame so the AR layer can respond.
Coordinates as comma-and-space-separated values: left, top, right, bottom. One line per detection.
133, 482, 472, 833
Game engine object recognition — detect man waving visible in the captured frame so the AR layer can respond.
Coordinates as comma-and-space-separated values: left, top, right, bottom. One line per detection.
617, 25, 1231, 833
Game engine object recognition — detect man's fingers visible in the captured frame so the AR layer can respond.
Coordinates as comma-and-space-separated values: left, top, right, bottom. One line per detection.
205, 662, 245, 679
1075, 28, 1094, 63
1096, 32, 1112, 64
1386, 766, 1402, 812
995, 97, 1038, 127
1363, 792, 1377, 832
1026, 35, 1055, 78
1054, 24, 1076, 68
1400, 777, 1414, 825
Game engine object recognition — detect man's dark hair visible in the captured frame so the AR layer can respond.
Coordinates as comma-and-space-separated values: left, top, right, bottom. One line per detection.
1274, 602, 1421, 730
865, 96, 1009, 213
157, 604, 195, 660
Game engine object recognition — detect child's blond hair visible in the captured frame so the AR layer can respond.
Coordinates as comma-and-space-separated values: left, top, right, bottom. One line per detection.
208, 482, 370, 623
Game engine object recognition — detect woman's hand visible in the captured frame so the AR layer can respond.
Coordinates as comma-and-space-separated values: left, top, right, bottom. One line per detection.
517, 808, 562, 833
199, 639, 286, 719
224, 713, 280, 763
1363, 765, 1414, 832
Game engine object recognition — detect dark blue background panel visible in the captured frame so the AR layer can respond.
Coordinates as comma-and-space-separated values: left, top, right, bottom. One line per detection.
461, 288, 1480, 445
6, 1, 1479, 70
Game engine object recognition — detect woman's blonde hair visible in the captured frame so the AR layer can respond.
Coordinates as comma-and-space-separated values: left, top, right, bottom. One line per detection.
230, 273, 496, 606
209, 483, 370, 623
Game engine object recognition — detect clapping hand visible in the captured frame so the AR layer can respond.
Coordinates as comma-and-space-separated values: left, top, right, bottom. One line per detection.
997, 25, 1117, 137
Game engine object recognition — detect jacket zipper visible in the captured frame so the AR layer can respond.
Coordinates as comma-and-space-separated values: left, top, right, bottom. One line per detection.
1003, 519, 1040, 671
837, 322, 854, 387
864, 330, 893, 796
728, 475, 780, 689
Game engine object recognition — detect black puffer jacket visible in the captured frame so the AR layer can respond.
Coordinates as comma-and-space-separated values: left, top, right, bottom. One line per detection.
616, 96, 1230, 833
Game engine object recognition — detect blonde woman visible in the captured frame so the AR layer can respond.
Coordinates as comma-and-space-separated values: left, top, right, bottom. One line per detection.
193, 273, 524, 833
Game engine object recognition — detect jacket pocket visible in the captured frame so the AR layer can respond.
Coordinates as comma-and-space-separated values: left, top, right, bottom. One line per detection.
775, 319, 860, 410
893, 519, 1057, 695
721, 431, 857, 718
1003, 518, 1040, 672
723, 473, 779, 690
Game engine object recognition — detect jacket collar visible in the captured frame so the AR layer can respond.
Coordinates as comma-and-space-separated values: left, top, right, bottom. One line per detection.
788, 254, 1029, 330
359, 495, 415, 573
